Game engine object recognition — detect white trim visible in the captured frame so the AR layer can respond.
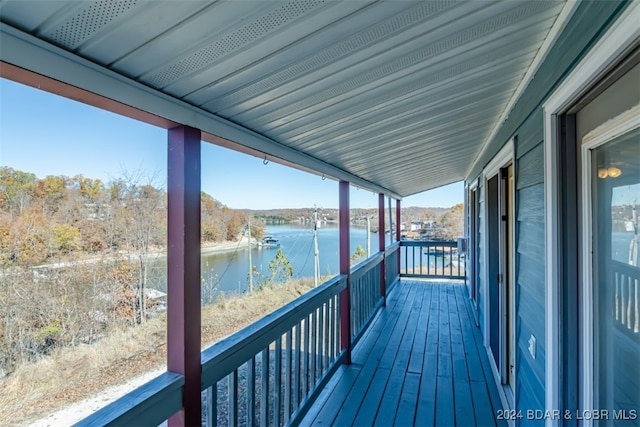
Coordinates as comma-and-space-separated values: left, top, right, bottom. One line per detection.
543, 110, 561, 427
469, 177, 479, 191
481, 138, 515, 398
542, 3, 640, 113
484, 139, 515, 179
580, 107, 640, 423
486, 345, 510, 413
582, 106, 640, 147
482, 179, 490, 349
580, 143, 595, 427
466, 0, 579, 178
467, 179, 480, 326
543, 3, 640, 426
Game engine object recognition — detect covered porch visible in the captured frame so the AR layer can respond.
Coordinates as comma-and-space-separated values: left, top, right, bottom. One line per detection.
303, 280, 504, 427
2, 0, 636, 425
78, 240, 502, 426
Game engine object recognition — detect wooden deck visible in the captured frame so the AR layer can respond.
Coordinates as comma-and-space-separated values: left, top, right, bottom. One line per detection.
301, 280, 506, 427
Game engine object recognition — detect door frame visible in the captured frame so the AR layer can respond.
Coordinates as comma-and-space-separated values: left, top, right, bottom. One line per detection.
543, 4, 640, 425
482, 138, 516, 407
580, 106, 640, 418
468, 178, 480, 324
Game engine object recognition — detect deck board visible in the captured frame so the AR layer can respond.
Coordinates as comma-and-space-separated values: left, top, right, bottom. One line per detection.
304, 280, 504, 427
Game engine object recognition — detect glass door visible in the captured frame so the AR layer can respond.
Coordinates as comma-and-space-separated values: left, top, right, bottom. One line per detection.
586, 123, 639, 425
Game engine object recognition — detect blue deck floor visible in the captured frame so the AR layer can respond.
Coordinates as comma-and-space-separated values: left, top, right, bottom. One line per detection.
301, 280, 506, 427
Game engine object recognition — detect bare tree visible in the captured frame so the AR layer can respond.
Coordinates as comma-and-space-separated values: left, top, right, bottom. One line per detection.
114, 170, 166, 323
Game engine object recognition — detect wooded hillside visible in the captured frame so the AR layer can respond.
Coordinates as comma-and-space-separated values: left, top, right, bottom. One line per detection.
0, 166, 263, 376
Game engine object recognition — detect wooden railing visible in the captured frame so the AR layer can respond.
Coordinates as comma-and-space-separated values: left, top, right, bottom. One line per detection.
350, 253, 384, 346
78, 245, 401, 426
200, 274, 346, 426
400, 240, 465, 280
613, 260, 640, 335
385, 242, 400, 293
75, 372, 183, 426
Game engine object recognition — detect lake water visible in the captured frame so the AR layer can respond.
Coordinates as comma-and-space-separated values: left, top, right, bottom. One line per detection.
146, 230, 638, 301
148, 224, 382, 300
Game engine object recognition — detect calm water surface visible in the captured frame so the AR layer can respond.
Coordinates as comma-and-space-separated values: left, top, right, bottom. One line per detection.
148, 224, 380, 300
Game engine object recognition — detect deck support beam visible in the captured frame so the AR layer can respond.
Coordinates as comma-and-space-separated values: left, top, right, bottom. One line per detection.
167, 125, 202, 426
339, 181, 351, 364
379, 193, 386, 305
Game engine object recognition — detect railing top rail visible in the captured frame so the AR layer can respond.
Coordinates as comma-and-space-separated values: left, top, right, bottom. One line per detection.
74, 371, 184, 427
612, 259, 640, 278
351, 252, 384, 282
399, 240, 458, 247
201, 274, 347, 388
385, 241, 401, 256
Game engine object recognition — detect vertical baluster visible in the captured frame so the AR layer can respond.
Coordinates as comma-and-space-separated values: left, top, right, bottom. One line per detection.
449, 246, 453, 276
356, 280, 361, 334
329, 297, 335, 361
634, 277, 639, 333
324, 301, 330, 372
229, 370, 238, 427
203, 386, 213, 427
294, 323, 301, 410
336, 295, 341, 357
284, 330, 292, 423
358, 279, 362, 333
318, 302, 325, 377
210, 385, 217, 427
356, 280, 360, 334
413, 246, 417, 275
368, 272, 372, 313
261, 348, 270, 426
303, 315, 310, 395
622, 275, 628, 326
364, 273, 368, 319
274, 338, 282, 427
247, 357, 255, 426
615, 272, 620, 321
350, 284, 356, 338
404, 244, 408, 275
628, 277, 633, 329
309, 309, 318, 390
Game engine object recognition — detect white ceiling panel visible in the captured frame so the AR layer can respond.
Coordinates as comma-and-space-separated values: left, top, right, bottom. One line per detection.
0, 0, 569, 198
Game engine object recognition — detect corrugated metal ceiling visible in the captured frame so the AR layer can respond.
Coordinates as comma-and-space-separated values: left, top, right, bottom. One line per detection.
0, 0, 568, 197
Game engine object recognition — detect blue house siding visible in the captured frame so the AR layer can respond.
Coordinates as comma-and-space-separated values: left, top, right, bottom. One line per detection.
466, 1, 630, 182
465, 1, 631, 421
515, 125, 546, 420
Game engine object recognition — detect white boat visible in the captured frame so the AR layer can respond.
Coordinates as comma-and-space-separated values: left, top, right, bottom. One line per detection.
259, 236, 281, 248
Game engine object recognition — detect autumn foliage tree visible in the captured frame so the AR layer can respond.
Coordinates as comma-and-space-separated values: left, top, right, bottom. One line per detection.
0, 166, 260, 375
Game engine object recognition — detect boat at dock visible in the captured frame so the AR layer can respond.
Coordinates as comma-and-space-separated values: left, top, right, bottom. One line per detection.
259, 236, 281, 248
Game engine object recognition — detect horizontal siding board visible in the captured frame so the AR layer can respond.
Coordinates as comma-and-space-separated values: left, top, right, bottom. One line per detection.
517, 221, 545, 264
517, 184, 545, 223
466, 1, 629, 180
517, 256, 545, 305
517, 285, 545, 346
515, 110, 544, 159
517, 144, 544, 189
516, 358, 546, 427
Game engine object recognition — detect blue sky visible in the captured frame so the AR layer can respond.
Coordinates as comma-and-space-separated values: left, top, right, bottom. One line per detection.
0, 78, 463, 209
